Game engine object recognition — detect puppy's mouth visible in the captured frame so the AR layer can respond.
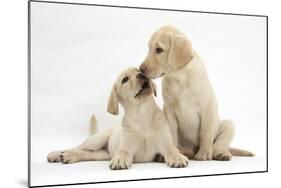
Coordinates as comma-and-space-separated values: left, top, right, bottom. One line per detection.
135, 81, 150, 98
135, 81, 151, 98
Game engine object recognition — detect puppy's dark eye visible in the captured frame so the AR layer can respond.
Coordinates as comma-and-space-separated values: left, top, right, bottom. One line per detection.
121, 76, 129, 84
155, 47, 163, 54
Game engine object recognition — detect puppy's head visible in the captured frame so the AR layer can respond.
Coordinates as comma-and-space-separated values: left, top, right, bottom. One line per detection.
140, 25, 194, 79
107, 67, 157, 115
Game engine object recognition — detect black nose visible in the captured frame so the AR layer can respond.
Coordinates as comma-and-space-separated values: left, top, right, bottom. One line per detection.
136, 73, 146, 80
139, 64, 147, 73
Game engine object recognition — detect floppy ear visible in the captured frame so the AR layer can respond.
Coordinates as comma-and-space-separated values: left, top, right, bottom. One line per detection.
151, 81, 157, 97
168, 34, 194, 70
107, 85, 119, 115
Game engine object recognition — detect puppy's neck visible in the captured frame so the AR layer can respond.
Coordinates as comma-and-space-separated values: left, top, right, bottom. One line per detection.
165, 50, 206, 83
122, 96, 159, 122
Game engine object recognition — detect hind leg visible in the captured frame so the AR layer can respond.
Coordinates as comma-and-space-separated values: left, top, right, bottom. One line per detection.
213, 120, 235, 161
47, 150, 64, 162
60, 149, 111, 164
47, 127, 114, 163
48, 149, 110, 164
77, 127, 114, 150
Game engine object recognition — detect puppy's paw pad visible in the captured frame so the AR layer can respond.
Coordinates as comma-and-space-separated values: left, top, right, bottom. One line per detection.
110, 156, 131, 170
194, 150, 213, 161
213, 149, 232, 161
60, 151, 79, 164
47, 151, 62, 163
166, 153, 188, 168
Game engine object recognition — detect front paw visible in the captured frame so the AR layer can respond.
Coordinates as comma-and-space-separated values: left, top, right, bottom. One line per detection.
194, 149, 213, 161
110, 155, 132, 170
165, 153, 188, 168
47, 151, 62, 163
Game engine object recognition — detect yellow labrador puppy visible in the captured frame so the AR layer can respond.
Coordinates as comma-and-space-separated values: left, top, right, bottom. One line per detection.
140, 25, 254, 161
47, 67, 188, 169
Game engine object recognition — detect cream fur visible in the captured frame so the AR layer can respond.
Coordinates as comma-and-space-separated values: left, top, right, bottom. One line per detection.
140, 25, 254, 160
47, 67, 188, 169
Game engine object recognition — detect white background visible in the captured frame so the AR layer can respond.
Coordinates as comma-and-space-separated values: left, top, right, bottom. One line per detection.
1, 0, 280, 188
29, 1, 267, 186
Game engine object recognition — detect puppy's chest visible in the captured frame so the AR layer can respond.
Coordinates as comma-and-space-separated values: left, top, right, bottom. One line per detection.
133, 130, 159, 162
163, 78, 196, 104
124, 118, 159, 162
126, 125, 159, 162
163, 78, 201, 145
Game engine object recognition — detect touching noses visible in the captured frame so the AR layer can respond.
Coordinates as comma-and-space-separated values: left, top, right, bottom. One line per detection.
136, 72, 147, 80
139, 64, 147, 74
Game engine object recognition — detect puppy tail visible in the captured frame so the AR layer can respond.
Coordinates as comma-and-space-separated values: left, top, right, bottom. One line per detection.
89, 114, 98, 135
229, 147, 255, 156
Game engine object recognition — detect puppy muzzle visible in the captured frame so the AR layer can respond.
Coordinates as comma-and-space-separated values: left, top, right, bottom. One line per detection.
135, 73, 152, 98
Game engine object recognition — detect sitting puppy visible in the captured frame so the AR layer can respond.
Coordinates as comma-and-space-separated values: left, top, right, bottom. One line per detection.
47, 67, 188, 169
140, 25, 254, 161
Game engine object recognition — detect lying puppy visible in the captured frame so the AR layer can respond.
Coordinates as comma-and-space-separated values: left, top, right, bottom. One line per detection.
140, 25, 254, 161
47, 67, 188, 169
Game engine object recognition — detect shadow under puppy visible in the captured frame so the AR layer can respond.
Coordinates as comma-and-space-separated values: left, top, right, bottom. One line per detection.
47, 67, 188, 169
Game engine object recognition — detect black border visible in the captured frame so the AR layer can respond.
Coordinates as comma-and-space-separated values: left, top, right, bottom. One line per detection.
28, 0, 268, 187
28, 1, 31, 187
